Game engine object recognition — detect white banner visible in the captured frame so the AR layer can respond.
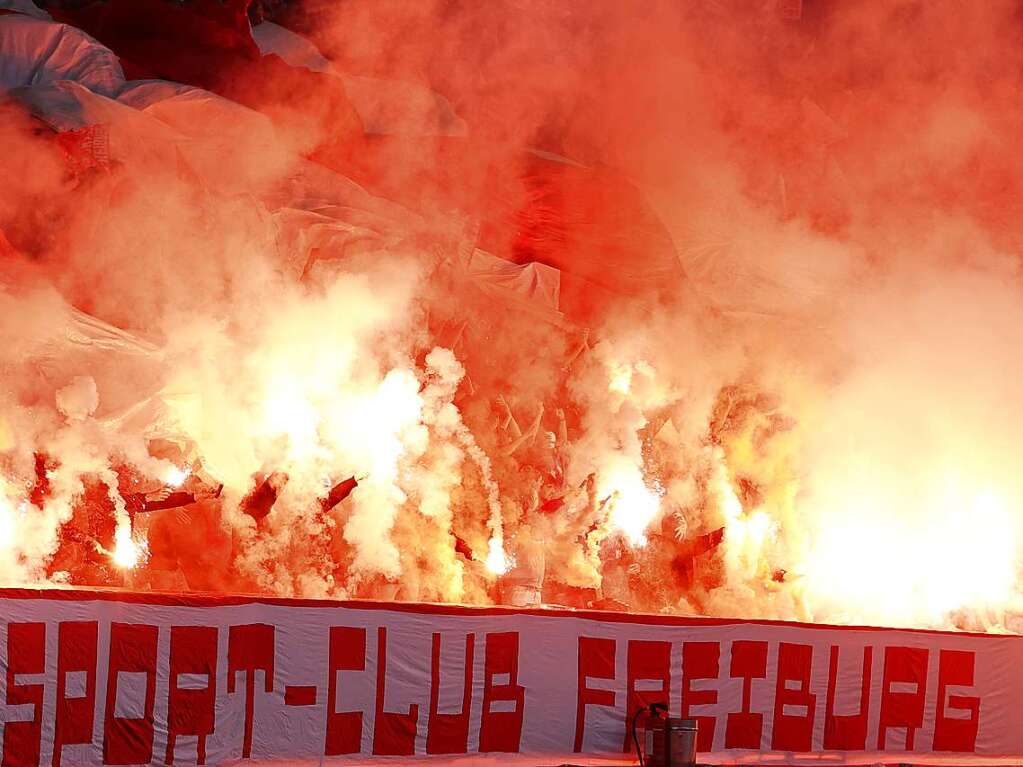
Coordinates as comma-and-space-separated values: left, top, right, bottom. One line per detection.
0, 588, 1020, 766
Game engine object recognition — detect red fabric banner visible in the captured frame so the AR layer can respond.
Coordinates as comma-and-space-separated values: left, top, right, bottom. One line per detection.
0, 588, 1019, 766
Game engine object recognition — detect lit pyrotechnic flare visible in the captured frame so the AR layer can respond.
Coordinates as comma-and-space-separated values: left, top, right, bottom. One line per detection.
601, 349, 662, 406
608, 361, 633, 395
164, 465, 191, 488
801, 481, 1021, 626
112, 525, 140, 569
597, 459, 662, 546
485, 537, 509, 575
714, 457, 776, 581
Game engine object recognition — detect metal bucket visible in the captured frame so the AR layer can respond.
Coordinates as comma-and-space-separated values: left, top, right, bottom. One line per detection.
664, 718, 698, 767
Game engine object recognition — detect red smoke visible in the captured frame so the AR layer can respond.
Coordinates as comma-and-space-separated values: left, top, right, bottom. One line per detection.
2, 0, 1023, 631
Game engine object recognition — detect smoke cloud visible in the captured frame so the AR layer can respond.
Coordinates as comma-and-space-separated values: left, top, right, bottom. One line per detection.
2, 0, 1023, 630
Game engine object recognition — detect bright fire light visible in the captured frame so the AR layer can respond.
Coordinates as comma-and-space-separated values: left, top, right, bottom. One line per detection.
164, 466, 191, 488
715, 463, 777, 581
608, 361, 633, 395
598, 460, 661, 546
485, 538, 509, 575
801, 484, 1020, 626
112, 526, 140, 569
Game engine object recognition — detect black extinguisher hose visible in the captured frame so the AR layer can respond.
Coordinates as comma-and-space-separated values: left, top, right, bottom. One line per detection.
632, 702, 669, 767
631, 706, 646, 767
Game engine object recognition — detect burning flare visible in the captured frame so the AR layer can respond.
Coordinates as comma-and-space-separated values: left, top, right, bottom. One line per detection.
112, 525, 140, 570
164, 466, 191, 488
485, 538, 509, 575
598, 462, 661, 547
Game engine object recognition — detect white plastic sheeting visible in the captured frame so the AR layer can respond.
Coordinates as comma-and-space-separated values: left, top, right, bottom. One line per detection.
0, 8, 570, 429
0, 0, 48, 20
252, 20, 467, 137
0, 13, 123, 96
0, 9, 499, 281
251, 19, 332, 73
458, 247, 563, 323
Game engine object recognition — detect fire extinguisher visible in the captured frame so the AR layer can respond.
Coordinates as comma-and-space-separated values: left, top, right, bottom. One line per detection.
630, 702, 699, 767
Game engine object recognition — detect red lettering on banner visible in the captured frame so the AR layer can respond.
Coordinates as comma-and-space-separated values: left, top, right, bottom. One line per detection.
53, 621, 99, 767
932, 649, 980, 752
771, 643, 815, 752
479, 631, 525, 753
877, 646, 928, 751
3, 623, 45, 767
166, 626, 218, 765
574, 637, 616, 753
624, 640, 671, 752
682, 641, 719, 752
0, 594, 1008, 765
725, 640, 767, 750
824, 645, 872, 751
325, 627, 366, 756
427, 632, 474, 755
373, 627, 420, 755
103, 623, 158, 765
227, 624, 275, 759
